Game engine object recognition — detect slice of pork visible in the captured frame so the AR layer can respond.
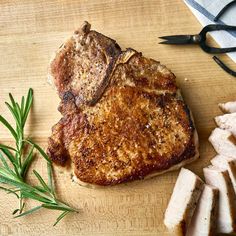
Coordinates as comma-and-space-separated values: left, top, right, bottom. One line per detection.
215, 113, 236, 137
204, 166, 236, 234
208, 128, 236, 158
186, 185, 219, 236
219, 101, 236, 113
164, 168, 204, 236
211, 155, 236, 194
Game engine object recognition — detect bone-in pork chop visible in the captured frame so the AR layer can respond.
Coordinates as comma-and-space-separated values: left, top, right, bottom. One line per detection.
47, 22, 199, 186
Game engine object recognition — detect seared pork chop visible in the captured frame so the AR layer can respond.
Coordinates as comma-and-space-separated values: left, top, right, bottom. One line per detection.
47, 22, 199, 186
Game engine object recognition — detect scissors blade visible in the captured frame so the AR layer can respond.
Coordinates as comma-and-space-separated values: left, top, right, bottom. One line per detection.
159, 35, 193, 45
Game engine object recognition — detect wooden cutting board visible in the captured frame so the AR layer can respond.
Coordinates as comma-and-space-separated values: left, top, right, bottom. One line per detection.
0, 1, 235, 235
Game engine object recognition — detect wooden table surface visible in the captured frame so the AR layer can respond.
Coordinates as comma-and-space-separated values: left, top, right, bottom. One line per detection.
0, 1, 235, 235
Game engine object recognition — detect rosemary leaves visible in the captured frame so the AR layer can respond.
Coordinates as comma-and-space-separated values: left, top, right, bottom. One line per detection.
0, 88, 78, 226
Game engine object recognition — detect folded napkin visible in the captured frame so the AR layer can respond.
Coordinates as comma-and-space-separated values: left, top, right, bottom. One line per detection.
184, 0, 236, 62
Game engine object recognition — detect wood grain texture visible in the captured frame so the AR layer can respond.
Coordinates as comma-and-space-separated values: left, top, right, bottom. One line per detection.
0, 0, 235, 235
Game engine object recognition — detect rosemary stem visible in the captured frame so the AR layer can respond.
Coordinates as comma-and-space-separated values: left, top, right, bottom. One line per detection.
0, 88, 77, 224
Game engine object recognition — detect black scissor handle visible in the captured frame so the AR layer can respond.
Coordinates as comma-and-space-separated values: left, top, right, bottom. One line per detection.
214, 0, 236, 22
200, 45, 236, 53
213, 56, 236, 77
200, 24, 236, 36
199, 24, 236, 53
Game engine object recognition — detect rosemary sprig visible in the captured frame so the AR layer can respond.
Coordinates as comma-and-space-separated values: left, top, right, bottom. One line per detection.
0, 89, 78, 225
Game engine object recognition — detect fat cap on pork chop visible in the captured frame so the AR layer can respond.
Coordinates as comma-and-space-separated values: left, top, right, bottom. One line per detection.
47, 22, 199, 186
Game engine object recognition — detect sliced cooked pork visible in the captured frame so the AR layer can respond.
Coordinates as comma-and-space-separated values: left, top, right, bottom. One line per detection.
164, 168, 204, 236
215, 113, 236, 137
219, 101, 236, 113
186, 185, 219, 236
204, 166, 236, 234
208, 128, 236, 158
211, 155, 236, 194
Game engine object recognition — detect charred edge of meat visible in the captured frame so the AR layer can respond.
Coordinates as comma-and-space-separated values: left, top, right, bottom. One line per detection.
58, 91, 79, 115
80, 21, 91, 34
90, 30, 122, 54
183, 103, 195, 132
47, 136, 69, 166
157, 94, 195, 132
74, 21, 91, 38
172, 138, 196, 166
62, 91, 75, 101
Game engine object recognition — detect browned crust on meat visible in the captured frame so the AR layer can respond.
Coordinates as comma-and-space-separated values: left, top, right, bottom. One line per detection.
49, 21, 121, 106
48, 86, 197, 186
89, 48, 138, 106
111, 50, 177, 95
47, 22, 199, 186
